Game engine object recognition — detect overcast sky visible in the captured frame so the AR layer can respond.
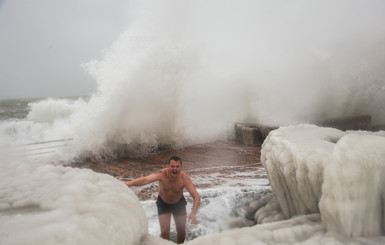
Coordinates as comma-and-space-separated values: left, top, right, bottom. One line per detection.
0, 0, 131, 99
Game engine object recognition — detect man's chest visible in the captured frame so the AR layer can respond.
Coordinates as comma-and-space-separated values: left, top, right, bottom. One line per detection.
160, 179, 185, 193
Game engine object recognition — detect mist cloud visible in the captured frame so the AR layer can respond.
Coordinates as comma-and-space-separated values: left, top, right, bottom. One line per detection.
1, 0, 385, 127
87, 0, 385, 126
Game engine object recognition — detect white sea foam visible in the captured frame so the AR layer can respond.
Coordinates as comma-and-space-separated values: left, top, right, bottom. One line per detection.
187, 165, 269, 188
142, 186, 272, 240
26, 98, 87, 124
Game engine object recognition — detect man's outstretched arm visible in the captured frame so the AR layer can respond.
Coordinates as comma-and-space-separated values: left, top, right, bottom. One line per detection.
122, 172, 162, 187
185, 175, 200, 225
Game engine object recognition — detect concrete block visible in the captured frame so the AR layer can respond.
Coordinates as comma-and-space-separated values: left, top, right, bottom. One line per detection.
242, 127, 262, 146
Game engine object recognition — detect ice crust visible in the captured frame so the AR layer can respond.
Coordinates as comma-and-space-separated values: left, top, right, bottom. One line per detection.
261, 124, 385, 238
320, 133, 385, 237
261, 125, 346, 218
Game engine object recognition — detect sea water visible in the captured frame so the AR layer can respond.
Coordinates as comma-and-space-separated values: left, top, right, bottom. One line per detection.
0, 97, 84, 161
0, 98, 38, 120
137, 163, 270, 241
142, 186, 271, 241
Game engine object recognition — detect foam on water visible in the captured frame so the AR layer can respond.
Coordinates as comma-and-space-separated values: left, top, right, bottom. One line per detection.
142, 186, 272, 242
129, 164, 270, 241
187, 165, 268, 188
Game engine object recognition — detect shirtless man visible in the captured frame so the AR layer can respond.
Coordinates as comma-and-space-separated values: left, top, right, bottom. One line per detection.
122, 156, 200, 244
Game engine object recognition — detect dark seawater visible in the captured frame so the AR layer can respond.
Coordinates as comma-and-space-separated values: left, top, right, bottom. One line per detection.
0, 98, 38, 120
0, 97, 87, 121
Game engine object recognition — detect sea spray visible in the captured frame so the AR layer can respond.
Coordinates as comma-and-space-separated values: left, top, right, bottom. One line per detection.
2, 0, 385, 162
65, 0, 385, 159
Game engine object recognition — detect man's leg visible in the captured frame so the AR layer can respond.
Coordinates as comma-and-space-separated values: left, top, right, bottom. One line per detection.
158, 213, 172, 240
173, 215, 187, 244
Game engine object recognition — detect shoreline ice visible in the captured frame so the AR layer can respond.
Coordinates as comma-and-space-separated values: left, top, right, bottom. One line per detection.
2, 124, 385, 244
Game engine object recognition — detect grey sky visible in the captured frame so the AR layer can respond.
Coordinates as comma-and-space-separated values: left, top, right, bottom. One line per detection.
0, 0, 131, 99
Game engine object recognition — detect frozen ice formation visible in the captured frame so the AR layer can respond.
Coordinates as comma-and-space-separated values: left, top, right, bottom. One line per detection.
261, 124, 385, 237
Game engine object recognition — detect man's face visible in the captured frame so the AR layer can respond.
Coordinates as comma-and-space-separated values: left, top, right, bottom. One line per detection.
169, 160, 182, 177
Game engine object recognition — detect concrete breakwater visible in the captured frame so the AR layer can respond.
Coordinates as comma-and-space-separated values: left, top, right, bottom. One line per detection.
234, 114, 384, 147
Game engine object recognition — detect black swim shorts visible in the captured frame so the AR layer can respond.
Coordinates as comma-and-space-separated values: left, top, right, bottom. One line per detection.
156, 195, 187, 216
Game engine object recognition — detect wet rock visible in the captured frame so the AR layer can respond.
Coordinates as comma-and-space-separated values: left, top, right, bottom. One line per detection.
227, 217, 256, 229
319, 115, 372, 131
254, 195, 284, 224
245, 193, 274, 220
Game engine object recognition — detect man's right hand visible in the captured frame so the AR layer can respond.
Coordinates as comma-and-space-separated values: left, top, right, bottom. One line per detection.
120, 180, 133, 187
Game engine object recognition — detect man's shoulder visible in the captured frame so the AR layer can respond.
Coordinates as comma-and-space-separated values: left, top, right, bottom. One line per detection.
180, 171, 191, 180
158, 168, 168, 177
180, 171, 187, 176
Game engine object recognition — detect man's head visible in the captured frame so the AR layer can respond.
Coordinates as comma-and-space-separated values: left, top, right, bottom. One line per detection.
168, 156, 182, 177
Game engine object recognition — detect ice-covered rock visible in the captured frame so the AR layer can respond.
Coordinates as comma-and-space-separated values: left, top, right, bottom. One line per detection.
0, 161, 148, 245
261, 124, 346, 218
261, 124, 385, 237
320, 133, 385, 237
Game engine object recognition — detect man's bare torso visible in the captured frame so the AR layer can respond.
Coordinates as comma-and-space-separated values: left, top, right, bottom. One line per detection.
158, 168, 186, 204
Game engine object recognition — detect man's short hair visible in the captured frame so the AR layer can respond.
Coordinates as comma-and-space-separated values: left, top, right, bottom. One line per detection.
169, 156, 182, 165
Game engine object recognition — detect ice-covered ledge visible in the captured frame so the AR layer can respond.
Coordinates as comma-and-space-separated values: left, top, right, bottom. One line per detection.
261, 124, 385, 237
261, 124, 346, 218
